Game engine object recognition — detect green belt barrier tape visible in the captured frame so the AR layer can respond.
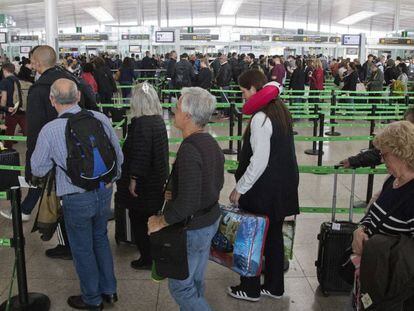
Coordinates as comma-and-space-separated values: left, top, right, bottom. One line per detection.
112, 119, 126, 129
299, 207, 365, 214
98, 103, 130, 108
0, 135, 27, 142
298, 165, 387, 175
0, 238, 12, 248
0, 165, 25, 171
323, 115, 403, 120
294, 135, 373, 142
0, 192, 7, 200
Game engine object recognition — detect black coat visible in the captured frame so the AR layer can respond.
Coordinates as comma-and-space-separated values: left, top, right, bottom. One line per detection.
196, 67, 212, 89
289, 67, 306, 91
115, 115, 169, 213
216, 62, 232, 87
342, 71, 359, 91
384, 66, 399, 86
25, 66, 96, 179
166, 58, 176, 79
173, 59, 195, 88
348, 148, 381, 168
93, 66, 117, 96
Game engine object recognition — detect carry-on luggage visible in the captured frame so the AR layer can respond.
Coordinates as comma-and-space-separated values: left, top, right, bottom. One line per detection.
210, 204, 269, 277
315, 167, 358, 295
114, 203, 135, 244
0, 148, 20, 191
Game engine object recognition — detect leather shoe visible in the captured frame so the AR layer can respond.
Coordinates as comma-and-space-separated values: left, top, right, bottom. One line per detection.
67, 295, 103, 310
45, 245, 72, 260
131, 258, 151, 270
102, 293, 118, 304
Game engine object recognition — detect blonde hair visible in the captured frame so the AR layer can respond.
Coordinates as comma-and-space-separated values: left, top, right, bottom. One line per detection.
314, 58, 323, 69
130, 82, 162, 118
373, 121, 414, 170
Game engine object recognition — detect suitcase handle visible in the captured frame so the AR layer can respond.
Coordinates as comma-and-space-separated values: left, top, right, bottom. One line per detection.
331, 165, 340, 222
332, 165, 356, 223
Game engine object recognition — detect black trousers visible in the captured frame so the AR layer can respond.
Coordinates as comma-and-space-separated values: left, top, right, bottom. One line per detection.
128, 209, 152, 262
240, 219, 284, 296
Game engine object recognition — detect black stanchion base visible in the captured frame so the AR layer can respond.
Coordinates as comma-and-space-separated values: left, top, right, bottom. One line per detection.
353, 201, 368, 209
0, 293, 50, 311
227, 169, 236, 175
325, 131, 341, 136
222, 149, 238, 155
304, 149, 324, 156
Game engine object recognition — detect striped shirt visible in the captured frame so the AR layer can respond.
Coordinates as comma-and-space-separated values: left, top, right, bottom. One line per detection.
31, 104, 124, 196
360, 176, 414, 237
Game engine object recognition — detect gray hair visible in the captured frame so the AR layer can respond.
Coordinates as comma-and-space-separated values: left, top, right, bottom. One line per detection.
50, 79, 78, 105
181, 87, 216, 127
130, 82, 162, 118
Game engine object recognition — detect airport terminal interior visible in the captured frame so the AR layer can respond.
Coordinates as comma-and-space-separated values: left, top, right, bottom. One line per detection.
0, 0, 414, 311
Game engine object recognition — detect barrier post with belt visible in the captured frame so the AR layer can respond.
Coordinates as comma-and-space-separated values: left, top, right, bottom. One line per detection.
0, 187, 50, 311
325, 90, 341, 136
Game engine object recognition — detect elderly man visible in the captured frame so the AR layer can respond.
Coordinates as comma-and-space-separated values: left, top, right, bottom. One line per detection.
31, 78, 123, 310
148, 87, 224, 311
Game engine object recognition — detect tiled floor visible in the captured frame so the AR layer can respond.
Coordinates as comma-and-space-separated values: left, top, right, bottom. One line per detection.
0, 117, 388, 311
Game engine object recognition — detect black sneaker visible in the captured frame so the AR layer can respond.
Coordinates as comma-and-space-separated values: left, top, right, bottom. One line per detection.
45, 245, 72, 260
67, 295, 103, 310
227, 286, 260, 302
130, 258, 151, 270
260, 287, 283, 299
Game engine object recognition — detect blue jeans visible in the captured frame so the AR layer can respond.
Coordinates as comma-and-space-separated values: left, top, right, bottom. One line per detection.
169, 220, 220, 311
62, 187, 116, 305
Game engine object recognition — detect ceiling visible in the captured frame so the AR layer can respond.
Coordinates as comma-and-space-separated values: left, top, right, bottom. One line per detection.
0, 0, 413, 33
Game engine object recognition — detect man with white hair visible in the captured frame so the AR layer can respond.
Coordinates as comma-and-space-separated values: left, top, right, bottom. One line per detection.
31, 78, 123, 310
148, 87, 224, 311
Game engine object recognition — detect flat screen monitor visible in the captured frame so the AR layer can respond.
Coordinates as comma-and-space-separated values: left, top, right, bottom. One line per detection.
342, 34, 361, 46
0, 33, 6, 44
20, 46, 31, 54
155, 31, 175, 43
129, 45, 141, 53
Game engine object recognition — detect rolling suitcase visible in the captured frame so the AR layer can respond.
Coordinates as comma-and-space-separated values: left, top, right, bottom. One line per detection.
114, 203, 135, 244
315, 167, 358, 295
0, 148, 20, 191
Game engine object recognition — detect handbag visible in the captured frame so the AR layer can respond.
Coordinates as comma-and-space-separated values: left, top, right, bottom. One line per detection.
149, 163, 189, 280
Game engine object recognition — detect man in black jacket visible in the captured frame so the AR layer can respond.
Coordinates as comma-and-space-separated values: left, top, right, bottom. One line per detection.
211, 53, 222, 80
341, 108, 414, 168
361, 54, 374, 82
166, 50, 177, 89
216, 55, 233, 118
141, 51, 156, 78
173, 53, 195, 89
228, 52, 241, 84
26, 45, 87, 260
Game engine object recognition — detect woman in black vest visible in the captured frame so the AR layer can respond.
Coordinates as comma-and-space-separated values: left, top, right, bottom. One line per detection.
228, 70, 300, 302
115, 82, 169, 270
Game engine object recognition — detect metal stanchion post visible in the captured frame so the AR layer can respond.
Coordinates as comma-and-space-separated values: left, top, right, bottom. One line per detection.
0, 187, 50, 311
325, 90, 341, 136
222, 102, 237, 155
122, 115, 128, 139
305, 103, 323, 156
317, 113, 325, 166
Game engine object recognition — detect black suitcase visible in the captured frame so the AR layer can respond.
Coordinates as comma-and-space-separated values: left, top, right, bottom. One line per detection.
315, 167, 358, 295
114, 202, 135, 244
0, 148, 20, 191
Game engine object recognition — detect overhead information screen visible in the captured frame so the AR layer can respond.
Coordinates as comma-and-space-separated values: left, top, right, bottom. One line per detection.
240, 35, 270, 42
379, 38, 414, 45
11, 35, 39, 42
129, 45, 141, 53
155, 31, 174, 43
20, 46, 31, 53
59, 34, 109, 41
0, 32, 6, 43
342, 35, 361, 46
121, 34, 150, 40
180, 34, 219, 41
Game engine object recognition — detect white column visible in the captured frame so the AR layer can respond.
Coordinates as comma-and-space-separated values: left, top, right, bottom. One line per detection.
175, 28, 181, 56
394, 0, 401, 34
45, 0, 58, 51
317, 0, 322, 34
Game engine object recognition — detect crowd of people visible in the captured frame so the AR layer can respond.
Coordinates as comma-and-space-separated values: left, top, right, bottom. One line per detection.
0, 45, 413, 311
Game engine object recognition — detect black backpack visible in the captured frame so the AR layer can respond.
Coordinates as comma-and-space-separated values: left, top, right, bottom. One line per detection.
174, 62, 189, 88
60, 109, 117, 191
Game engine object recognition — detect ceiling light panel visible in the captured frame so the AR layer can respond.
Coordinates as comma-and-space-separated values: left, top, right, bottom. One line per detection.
83, 7, 114, 23
338, 11, 379, 25
220, 0, 243, 16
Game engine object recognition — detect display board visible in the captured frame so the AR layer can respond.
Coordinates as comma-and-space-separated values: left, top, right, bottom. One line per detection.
342, 35, 361, 46
121, 34, 150, 40
272, 35, 337, 43
240, 35, 270, 42
59, 34, 109, 41
129, 45, 141, 53
155, 31, 175, 43
20, 46, 31, 53
378, 38, 414, 45
0, 32, 6, 43
180, 34, 219, 41
346, 48, 359, 55
11, 35, 39, 42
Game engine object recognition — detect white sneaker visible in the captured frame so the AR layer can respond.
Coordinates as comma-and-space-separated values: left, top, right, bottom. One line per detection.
0, 209, 30, 222
227, 286, 260, 302
260, 288, 283, 299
